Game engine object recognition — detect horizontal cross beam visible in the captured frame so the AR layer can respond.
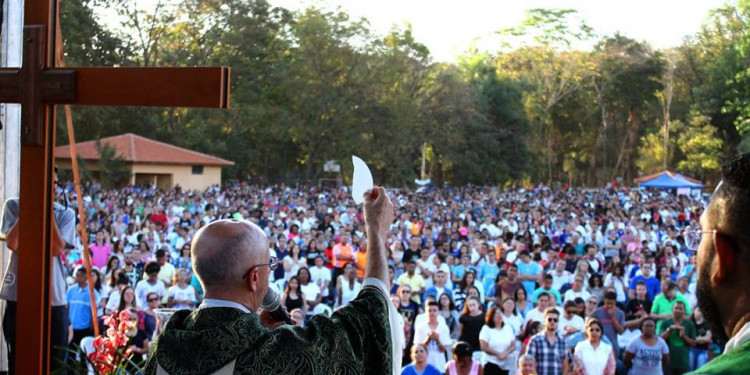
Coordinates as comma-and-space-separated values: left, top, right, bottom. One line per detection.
0, 66, 230, 109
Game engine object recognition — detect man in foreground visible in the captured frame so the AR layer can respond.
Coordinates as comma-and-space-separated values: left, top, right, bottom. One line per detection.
526, 307, 570, 375
657, 301, 695, 375
689, 153, 750, 374
146, 187, 400, 374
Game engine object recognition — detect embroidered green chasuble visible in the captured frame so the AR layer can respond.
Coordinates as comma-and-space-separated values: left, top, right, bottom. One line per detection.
688, 340, 750, 375
145, 288, 391, 375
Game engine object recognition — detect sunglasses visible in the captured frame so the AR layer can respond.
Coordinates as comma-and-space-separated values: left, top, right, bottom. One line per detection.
547, 318, 558, 323
566, 310, 576, 314
148, 298, 159, 302
589, 328, 601, 332
402, 290, 412, 294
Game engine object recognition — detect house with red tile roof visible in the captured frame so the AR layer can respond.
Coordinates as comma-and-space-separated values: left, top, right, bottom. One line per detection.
55, 133, 234, 191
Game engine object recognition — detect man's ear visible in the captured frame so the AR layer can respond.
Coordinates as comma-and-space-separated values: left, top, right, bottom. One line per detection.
246, 269, 259, 292
712, 232, 738, 284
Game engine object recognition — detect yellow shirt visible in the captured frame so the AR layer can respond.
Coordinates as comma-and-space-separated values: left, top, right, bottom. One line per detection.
397, 272, 425, 304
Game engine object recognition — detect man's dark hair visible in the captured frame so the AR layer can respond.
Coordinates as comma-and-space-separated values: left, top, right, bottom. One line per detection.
537, 292, 549, 300
713, 153, 750, 250
116, 273, 130, 286
543, 306, 560, 317
155, 249, 167, 258
603, 291, 617, 301
427, 301, 439, 308
543, 274, 553, 281
145, 261, 161, 275
636, 280, 647, 288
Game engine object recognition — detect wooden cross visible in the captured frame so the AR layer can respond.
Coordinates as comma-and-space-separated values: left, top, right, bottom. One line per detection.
0, 1, 230, 372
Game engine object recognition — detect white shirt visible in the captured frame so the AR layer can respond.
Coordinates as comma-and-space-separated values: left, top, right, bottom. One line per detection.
479, 324, 515, 369
525, 308, 546, 326
200, 298, 251, 313
414, 319, 452, 370
564, 288, 591, 303
548, 269, 573, 291
725, 321, 750, 353
574, 340, 612, 375
135, 279, 166, 309
414, 312, 447, 330
558, 314, 584, 337
300, 282, 321, 304
168, 284, 197, 310
309, 266, 332, 297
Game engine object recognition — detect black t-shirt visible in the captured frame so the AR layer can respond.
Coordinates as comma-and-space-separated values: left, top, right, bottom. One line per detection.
625, 298, 653, 321
694, 320, 710, 350
305, 250, 323, 266
402, 248, 419, 263
458, 313, 485, 352
127, 329, 150, 372
398, 300, 420, 327
284, 293, 304, 313
179, 218, 192, 229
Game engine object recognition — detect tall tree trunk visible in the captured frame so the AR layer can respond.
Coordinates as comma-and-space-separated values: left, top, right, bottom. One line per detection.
612, 109, 638, 181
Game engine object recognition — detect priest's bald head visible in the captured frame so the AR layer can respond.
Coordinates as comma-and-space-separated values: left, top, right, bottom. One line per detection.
191, 219, 270, 311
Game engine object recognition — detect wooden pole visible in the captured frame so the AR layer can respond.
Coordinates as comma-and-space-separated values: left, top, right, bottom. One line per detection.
0, 0, 24, 371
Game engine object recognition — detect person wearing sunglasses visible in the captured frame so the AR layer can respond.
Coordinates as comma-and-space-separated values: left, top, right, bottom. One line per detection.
573, 319, 615, 375
146, 187, 404, 375
558, 300, 584, 338
525, 307, 571, 375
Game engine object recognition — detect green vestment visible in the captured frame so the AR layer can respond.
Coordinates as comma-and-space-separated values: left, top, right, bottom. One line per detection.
688, 340, 750, 375
145, 287, 391, 375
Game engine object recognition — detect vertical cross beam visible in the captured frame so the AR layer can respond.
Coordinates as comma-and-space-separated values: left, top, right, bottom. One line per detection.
16, 0, 57, 372
16, 25, 57, 374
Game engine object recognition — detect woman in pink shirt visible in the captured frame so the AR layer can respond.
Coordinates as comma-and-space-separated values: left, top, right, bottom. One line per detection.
90, 231, 112, 268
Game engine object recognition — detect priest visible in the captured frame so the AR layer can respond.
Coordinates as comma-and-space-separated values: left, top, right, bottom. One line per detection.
146, 187, 402, 375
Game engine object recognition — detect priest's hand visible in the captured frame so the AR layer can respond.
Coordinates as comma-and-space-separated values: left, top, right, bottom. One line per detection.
260, 309, 287, 330
362, 187, 393, 285
363, 187, 394, 242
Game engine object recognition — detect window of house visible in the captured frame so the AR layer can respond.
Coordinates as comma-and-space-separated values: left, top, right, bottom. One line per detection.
192, 165, 204, 175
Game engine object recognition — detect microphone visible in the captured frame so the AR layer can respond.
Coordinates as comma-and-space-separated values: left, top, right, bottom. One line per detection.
261, 287, 294, 325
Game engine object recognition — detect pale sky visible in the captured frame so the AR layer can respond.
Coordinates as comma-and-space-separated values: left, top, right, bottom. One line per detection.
270, 0, 730, 61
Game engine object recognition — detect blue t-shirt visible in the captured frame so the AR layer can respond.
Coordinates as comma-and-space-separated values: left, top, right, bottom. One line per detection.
516, 260, 542, 297
401, 363, 442, 375
626, 336, 669, 375
452, 265, 476, 282
479, 262, 500, 284
67, 284, 100, 330
629, 275, 660, 301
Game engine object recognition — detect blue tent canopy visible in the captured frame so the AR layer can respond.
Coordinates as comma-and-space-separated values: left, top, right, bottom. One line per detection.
637, 171, 703, 189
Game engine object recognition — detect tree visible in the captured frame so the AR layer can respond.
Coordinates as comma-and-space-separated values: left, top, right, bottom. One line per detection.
674, 111, 723, 179
636, 128, 675, 174
496, 9, 596, 182
589, 35, 664, 183
95, 141, 131, 188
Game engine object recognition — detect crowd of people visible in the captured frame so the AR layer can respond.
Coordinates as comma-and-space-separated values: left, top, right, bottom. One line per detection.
49, 180, 714, 374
